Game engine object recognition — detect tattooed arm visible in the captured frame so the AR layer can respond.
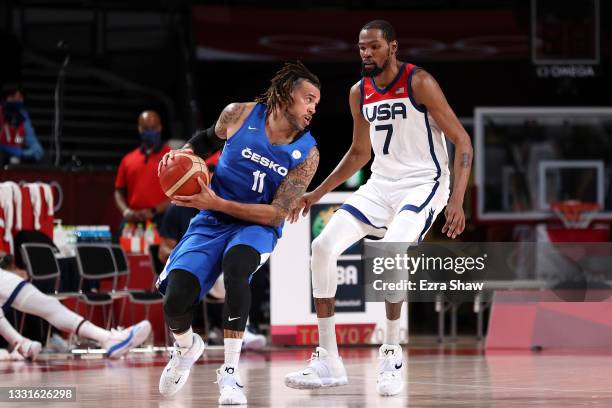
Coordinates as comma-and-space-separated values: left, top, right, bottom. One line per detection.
171, 147, 320, 227
212, 102, 251, 140
412, 69, 473, 238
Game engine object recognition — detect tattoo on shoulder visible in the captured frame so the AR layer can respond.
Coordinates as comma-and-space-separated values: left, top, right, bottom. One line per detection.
271, 148, 320, 224
461, 152, 472, 168
215, 103, 246, 135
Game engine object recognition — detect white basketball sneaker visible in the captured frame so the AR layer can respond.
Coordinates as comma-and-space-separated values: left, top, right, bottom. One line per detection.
284, 347, 348, 389
376, 344, 404, 396
104, 320, 152, 359
217, 364, 247, 405
159, 333, 205, 397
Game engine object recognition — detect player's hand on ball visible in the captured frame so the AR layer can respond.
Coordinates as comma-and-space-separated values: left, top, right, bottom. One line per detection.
172, 176, 218, 210
442, 200, 465, 239
158, 147, 194, 175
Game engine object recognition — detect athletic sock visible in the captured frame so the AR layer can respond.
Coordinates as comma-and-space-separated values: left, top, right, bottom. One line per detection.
318, 316, 339, 357
77, 320, 111, 344
224, 337, 243, 368
173, 327, 194, 349
385, 317, 400, 345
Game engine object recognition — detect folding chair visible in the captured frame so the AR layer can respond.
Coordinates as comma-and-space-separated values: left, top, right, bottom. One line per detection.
74, 244, 121, 330
111, 244, 166, 345
19, 243, 80, 344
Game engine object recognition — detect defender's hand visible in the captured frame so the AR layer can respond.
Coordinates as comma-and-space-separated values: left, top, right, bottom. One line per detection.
442, 200, 465, 239
287, 190, 323, 223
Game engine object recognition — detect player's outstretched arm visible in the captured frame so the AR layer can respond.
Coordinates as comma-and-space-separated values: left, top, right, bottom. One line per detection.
171, 147, 320, 227
293, 83, 371, 218
412, 70, 473, 238
157, 102, 252, 174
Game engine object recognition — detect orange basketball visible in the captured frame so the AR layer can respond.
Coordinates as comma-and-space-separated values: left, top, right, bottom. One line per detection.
159, 152, 210, 197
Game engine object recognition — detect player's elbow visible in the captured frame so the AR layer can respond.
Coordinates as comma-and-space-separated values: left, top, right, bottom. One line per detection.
349, 147, 371, 165
362, 150, 372, 164
457, 132, 473, 151
461, 140, 474, 158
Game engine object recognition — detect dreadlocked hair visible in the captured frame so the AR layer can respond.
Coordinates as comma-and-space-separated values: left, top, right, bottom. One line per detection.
255, 61, 321, 116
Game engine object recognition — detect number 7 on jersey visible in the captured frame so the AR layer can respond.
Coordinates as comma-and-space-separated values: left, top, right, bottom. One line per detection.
375, 124, 394, 155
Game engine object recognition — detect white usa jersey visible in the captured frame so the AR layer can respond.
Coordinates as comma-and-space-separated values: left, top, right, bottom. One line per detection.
361, 63, 450, 181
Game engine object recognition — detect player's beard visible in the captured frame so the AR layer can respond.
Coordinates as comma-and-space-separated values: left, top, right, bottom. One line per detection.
283, 109, 305, 132
361, 56, 390, 78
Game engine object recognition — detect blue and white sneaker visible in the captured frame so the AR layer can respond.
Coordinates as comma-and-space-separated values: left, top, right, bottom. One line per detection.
217, 364, 247, 405
104, 320, 152, 359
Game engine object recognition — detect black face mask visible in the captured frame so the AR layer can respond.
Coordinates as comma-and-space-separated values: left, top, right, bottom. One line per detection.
2, 101, 25, 127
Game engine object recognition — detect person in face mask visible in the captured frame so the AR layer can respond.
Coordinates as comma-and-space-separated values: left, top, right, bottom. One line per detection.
114, 110, 170, 227
0, 84, 44, 167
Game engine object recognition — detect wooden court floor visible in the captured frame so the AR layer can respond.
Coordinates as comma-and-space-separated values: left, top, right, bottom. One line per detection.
2, 345, 612, 407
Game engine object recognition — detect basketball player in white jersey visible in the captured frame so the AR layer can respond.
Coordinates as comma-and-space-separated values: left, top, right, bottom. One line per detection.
284, 20, 473, 396
0, 267, 151, 360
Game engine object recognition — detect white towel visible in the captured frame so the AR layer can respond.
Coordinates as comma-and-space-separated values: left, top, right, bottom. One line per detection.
4, 182, 22, 230
26, 183, 42, 230
0, 184, 15, 253
40, 183, 54, 216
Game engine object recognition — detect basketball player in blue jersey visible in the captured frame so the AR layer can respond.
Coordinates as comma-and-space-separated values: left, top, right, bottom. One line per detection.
156, 61, 320, 405
285, 21, 473, 396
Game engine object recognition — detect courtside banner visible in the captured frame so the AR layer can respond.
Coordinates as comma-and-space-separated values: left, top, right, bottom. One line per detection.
193, 6, 529, 62
364, 242, 612, 303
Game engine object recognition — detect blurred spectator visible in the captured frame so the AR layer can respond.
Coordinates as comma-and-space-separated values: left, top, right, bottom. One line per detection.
114, 110, 170, 228
0, 84, 44, 167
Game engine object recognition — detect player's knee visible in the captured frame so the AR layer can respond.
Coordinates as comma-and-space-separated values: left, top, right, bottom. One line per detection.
163, 294, 186, 318
222, 245, 260, 287
311, 234, 334, 261
37, 295, 63, 320
163, 269, 200, 317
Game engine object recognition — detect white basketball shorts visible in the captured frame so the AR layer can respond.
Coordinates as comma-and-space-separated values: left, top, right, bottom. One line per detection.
339, 173, 450, 243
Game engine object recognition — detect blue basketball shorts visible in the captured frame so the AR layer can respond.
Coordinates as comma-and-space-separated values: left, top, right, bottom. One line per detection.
156, 211, 276, 301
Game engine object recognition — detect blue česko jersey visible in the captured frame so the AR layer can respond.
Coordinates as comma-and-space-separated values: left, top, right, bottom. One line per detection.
208, 103, 316, 236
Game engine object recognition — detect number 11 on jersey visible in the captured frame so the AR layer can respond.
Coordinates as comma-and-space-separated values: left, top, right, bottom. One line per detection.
252, 170, 266, 193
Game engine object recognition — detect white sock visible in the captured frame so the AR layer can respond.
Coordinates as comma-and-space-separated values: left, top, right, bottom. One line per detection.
0, 310, 25, 347
224, 337, 243, 368
173, 327, 194, 349
318, 316, 338, 357
385, 317, 400, 345
78, 321, 110, 344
